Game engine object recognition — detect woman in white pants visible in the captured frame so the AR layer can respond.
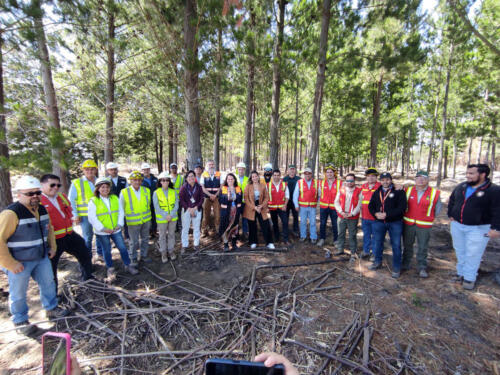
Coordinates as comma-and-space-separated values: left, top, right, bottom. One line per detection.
179, 170, 204, 254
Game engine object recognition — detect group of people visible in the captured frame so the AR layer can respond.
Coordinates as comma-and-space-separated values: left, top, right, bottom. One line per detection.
0, 158, 498, 335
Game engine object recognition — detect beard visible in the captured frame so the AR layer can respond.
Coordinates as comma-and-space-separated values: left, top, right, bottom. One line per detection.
467, 177, 480, 186
30, 198, 40, 207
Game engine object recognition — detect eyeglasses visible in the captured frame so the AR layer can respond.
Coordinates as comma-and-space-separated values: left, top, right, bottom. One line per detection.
23, 191, 42, 197
50, 183, 62, 188
345, 180, 355, 183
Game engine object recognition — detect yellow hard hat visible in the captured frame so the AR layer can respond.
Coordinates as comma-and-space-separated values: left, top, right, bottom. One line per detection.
324, 164, 337, 172
129, 170, 143, 180
82, 159, 98, 169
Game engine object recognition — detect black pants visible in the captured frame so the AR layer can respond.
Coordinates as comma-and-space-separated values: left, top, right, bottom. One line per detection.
286, 200, 299, 233
52, 232, 93, 292
270, 209, 289, 242
248, 212, 273, 245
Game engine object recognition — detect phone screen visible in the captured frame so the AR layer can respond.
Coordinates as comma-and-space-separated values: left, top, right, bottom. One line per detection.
43, 335, 69, 375
206, 360, 284, 375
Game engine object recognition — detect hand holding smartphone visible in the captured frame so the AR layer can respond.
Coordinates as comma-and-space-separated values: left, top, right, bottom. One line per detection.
42, 332, 71, 375
205, 358, 285, 375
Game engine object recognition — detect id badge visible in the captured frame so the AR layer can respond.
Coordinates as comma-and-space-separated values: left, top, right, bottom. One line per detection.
190, 197, 195, 203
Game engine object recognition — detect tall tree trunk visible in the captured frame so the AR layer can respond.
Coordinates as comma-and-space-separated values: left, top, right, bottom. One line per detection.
299, 119, 303, 170
243, 10, 256, 176
417, 136, 423, 171
491, 121, 497, 171
33, 14, 69, 192
0, 31, 12, 210
370, 71, 384, 167
306, 0, 331, 174
437, 43, 454, 188
427, 69, 442, 172
252, 103, 257, 171
467, 136, 473, 165
452, 123, 457, 179
183, 0, 202, 169
477, 136, 483, 163
168, 115, 174, 165
443, 145, 449, 179
104, 0, 115, 164
269, 0, 285, 169
213, 26, 222, 170
154, 123, 163, 173
173, 120, 178, 164
294, 77, 299, 166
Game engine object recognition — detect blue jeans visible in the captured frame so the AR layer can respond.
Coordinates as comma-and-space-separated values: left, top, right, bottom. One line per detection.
96, 232, 131, 268
361, 219, 376, 255
299, 206, 317, 240
319, 208, 338, 241
241, 204, 249, 234
450, 221, 490, 282
5, 256, 57, 324
80, 216, 103, 257
373, 220, 403, 272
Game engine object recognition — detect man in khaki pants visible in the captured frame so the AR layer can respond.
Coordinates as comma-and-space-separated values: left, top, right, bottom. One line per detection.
200, 160, 221, 236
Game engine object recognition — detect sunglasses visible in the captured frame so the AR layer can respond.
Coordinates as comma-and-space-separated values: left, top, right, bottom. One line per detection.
159, 179, 170, 182
50, 183, 62, 188
346, 180, 355, 183
23, 191, 42, 197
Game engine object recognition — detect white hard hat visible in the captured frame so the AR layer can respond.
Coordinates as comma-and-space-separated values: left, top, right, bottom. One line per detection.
158, 171, 171, 179
106, 162, 118, 170
236, 162, 246, 168
95, 177, 111, 187
263, 163, 273, 171
303, 167, 313, 173
141, 163, 151, 169
15, 176, 42, 191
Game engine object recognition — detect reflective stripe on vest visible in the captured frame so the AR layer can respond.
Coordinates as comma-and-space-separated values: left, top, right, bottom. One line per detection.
298, 179, 318, 207
73, 178, 94, 216
155, 188, 178, 223
268, 181, 286, 209
319, 179, 340, 208
91, 195, 120, 230
220, 186, 242, 209
403, 186, 438, 227
123, 186, 151, 225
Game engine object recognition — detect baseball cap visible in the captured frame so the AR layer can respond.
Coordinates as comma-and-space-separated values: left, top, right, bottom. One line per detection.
288, 164, 296, 169
170, 163, 178, 168
416, 170, 429, 177
141, 163, 151, 169
303, 167, 313, 174
365, 168, 379, 176
380, 172, 392, 180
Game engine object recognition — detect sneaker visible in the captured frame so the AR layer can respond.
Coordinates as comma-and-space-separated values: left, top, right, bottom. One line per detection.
317, 239, 325, 247
250, 243, 257, 249
267, 243, 275, 249
462, 280, 475, 290
361, 252, 370, 260
46, 306, 70, 320
391, 271, 401, 279
451, 274, 464, 283
127, 265, 139, 275
369, 254, 375, 262
15, 321, 37, 335
169, 252, 177, 261
107, 267, 116, 282
419, 269, 428, 278
181, 247, 187, 255
161, 252, 168, 263
369, 262, 381, 270
325, 250, 332, 258
299, 238, 306, 242
311, 239, 317, 244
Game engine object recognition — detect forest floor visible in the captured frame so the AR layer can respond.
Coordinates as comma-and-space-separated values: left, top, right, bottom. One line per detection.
0, 172, 499, 375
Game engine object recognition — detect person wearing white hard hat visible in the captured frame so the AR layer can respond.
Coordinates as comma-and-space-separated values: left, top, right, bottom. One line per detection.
236, 162, 250, 239
153, 172, 179, 262
141, 162, 159, 238
105, 162, 128, 196
262, 163, 273, 184
293, 167, 321, 244
88, 178, 138, 281
0, 176, 69, 335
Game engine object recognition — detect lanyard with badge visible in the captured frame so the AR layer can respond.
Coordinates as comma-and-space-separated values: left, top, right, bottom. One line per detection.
188, 185, 197, 204
379, 188, 392, 212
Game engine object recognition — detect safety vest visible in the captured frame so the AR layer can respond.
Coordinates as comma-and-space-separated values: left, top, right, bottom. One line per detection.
338, 186, 362, 220
403, 186, 440, 228
155, 188, 178, 223
171, 175, 184, 194
202, 171, 221, 196
41, 193, 73, 239
237, 175, 249, 203
122, 186, 152, 226
298, 179, 318, 207
268, 181, 287, 210
72, 178, 94, 217
220, 186, 242, 209
6, 202, 50, 262
90, 195, 120, 230
319, 179, 342, 209
360, 182, 381, 220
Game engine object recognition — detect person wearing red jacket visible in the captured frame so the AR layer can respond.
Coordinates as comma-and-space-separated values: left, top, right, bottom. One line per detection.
268, 170, 290, 245
40, 174, 93, 293
334, 173, 362, 258
359, 168, 381, 259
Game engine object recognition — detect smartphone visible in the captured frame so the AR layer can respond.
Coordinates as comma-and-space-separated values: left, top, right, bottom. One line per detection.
42, 332, 71, 375
205, 358, 285, 375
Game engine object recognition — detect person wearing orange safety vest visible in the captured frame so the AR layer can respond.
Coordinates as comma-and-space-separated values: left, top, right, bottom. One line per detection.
40, 174, 93, 293
268, 169, 290, 245
359, 168, 381, 259
401, 171, 442, 278
293, 167, 321, 244
317, 165, 342, 247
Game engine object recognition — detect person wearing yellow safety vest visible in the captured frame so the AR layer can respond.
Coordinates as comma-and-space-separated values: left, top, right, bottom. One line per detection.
293, 167, 321, 244
153, 172, 179, 263
40, 174, 93, 293
236, 162, 250, 239
268, 169, 290, 245
401, 171, 442, 278
119, 171, 152, 265
68, 159, 103, 259
169, 163, 184, 231
88, 178, 138, 282
317, 165, 342, 247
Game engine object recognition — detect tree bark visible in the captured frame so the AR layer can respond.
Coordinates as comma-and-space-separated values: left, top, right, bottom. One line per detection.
183, 0, 202, 170
452, 123, 457, 179
243, 10, 256, 176
477, 136, 483, 164
269, 0, 285, 169
467, 136, 473, 165
437, 43, 454, 188
306, 0, 331, 174
370, 72, 384, 167
0, 31, 12, 210
213, 26, 222, 170
443, 145, 449, 179
427, 71, 441, 172
168, 115, 174, 165
104, 0, 115, 164
33, 14, 69, 192
491, 121, 497, 171
252, 102, 257, 171
294, 77, 299, 166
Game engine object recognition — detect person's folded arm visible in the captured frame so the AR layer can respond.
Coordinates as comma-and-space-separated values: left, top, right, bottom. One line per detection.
0, 210, 22, 271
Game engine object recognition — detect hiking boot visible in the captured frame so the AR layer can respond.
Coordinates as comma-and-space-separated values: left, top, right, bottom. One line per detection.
169, 252, 177, 261
369, 262, 381, 270
267, 243, 275, 249
224, 243, 230, 252
311, 239, 317, 245
161, 252, 168, 263
250, 243, 257, 249
462, 280, 475, 290
107, 267, 116, 282
15, 321, 37, 336
451, 274, 463, 283
181, 247, 187, 255
419, 269, 428, 278
299, 237, 306, 242
361, 252, 370, 260
127, 265, 139, 275
317, 239, 325, 247
46, 306, 70, 320
231, 240, 239, 250
391, 271, 401, 279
